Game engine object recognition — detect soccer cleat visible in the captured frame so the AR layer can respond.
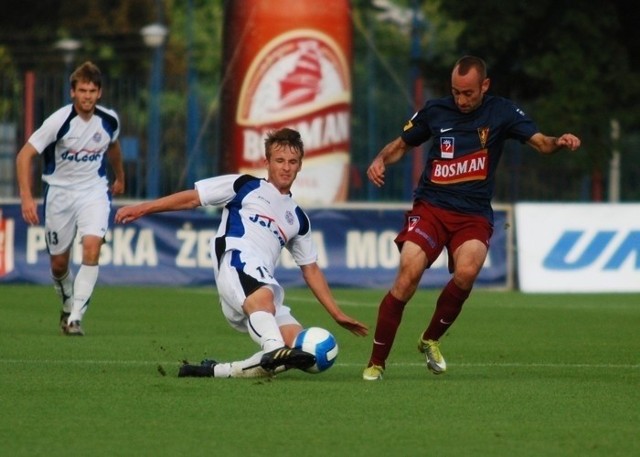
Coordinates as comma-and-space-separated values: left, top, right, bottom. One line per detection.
59, 311, 70, 334
66, 320, 85, 336
178, 359, 217, 378
259, 346, 316, 372
418, 337, 447, 374
362, 364, 384, 381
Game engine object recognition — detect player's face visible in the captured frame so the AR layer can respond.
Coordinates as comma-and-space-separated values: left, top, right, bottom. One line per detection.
265, 144, 302, 194
451, 68, 489, 113
71, 81, 101, 117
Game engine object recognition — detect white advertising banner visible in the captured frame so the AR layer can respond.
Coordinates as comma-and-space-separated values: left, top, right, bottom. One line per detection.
516, 203, 640, 292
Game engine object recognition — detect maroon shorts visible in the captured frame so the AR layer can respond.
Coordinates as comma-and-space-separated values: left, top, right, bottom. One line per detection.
394, 200, 494, 272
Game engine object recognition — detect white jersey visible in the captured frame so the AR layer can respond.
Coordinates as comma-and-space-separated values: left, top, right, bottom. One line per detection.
28, 104, 120, 190
195, 174, 317, 271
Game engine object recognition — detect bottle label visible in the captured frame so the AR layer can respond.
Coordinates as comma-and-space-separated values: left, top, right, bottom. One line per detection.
237, 30, 351, 203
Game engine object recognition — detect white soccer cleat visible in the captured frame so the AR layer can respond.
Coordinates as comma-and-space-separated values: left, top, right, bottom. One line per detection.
418, 337, 446, 374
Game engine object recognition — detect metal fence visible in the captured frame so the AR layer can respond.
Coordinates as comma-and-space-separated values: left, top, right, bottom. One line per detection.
2, 71, 639, 203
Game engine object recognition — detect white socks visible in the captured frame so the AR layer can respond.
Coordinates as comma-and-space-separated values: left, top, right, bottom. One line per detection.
68, 265, 99, 322
52, 270, 74, 313
207, 311, 285, 378
214, 352, 266, 378
214, 352, 286, 378
247, 310, 284, 352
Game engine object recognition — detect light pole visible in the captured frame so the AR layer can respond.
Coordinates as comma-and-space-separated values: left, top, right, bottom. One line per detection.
54, 38, 81, 103
186, 0, 202, 187
141, 23, 168, 198
409, 0, 426, 191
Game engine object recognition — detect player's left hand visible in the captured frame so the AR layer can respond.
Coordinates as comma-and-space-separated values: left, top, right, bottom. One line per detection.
335, 314, 369, 337
115, 205, 142, 224
111, 178, 125, 196
556, 133, 581, 151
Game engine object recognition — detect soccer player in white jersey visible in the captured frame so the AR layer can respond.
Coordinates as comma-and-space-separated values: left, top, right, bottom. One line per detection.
16, 61, 125, 336
115, 128, 368, 377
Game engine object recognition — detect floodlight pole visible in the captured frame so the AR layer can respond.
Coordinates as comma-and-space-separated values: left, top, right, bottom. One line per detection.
55, 38, 81, 103
141, 23, 168, 199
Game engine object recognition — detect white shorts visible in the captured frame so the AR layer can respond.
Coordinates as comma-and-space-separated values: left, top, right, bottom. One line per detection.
44, 185, 110, 255
213, 249, 299, 333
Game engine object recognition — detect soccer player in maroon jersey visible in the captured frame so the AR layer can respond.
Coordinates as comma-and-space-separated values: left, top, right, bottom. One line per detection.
362, 56, 580, 380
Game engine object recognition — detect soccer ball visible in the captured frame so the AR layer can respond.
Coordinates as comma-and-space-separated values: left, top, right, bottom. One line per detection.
293, 327, 339, 373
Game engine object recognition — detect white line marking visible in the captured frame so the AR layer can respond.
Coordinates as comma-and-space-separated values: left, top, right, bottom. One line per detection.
0, 359, 637, 369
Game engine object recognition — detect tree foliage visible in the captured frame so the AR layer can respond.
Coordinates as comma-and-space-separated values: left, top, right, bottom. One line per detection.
0, 0, 157, 74
2, 0, 640, 200
436, 0, 640, 174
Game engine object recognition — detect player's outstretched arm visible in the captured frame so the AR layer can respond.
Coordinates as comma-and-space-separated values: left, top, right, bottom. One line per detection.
528, 132, 581, 155
115, 189, 201, 224
299, 263, 369, 337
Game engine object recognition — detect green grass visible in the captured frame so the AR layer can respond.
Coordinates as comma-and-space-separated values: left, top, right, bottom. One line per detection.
1, 284, 639, 457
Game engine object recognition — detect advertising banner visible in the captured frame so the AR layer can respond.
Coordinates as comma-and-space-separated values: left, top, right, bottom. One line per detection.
0, 203, 511, 289
515, 203, 640, 292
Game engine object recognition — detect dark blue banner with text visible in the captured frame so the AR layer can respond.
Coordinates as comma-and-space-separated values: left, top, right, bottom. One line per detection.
0, 203, 511, 289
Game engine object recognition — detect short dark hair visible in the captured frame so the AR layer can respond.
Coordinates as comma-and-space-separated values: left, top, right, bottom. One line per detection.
70, 61, 103, 90
264, 128, 304, 159
453, 55, 487, 80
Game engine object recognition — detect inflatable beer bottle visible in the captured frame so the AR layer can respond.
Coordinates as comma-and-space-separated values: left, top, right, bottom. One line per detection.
220, 0, 352, 204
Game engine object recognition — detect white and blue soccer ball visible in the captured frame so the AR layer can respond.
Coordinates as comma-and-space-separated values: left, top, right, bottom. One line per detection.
294, 327, 339, 373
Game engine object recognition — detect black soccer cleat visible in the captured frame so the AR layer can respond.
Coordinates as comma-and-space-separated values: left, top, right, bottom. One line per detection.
178, 359, 217, 378
259, 347, 316, 372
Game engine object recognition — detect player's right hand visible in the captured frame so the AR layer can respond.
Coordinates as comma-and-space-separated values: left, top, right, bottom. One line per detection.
367, 158, 386, 187
114, 206, 139, 224
20, 198, 39, 225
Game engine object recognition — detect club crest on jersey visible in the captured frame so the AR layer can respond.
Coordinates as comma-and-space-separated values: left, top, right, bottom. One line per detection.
285, 210, 294, 225
93, 132, 102, 143
407, 216, 420, 231
440, 137, 454, 159
477, 127, 489, 148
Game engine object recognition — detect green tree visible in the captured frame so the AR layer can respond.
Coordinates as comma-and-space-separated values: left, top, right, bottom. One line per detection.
437, 0, 640, 200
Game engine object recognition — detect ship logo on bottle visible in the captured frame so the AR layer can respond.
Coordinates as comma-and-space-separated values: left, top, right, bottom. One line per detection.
278, 41, 322, 108
237, 31, 352, 203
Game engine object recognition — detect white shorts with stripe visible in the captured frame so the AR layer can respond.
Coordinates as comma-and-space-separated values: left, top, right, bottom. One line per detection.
213, 249, 299, 333
44, 185, 110, 255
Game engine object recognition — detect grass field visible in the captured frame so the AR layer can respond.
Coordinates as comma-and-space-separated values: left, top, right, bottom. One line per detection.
1, 284, 638, 457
